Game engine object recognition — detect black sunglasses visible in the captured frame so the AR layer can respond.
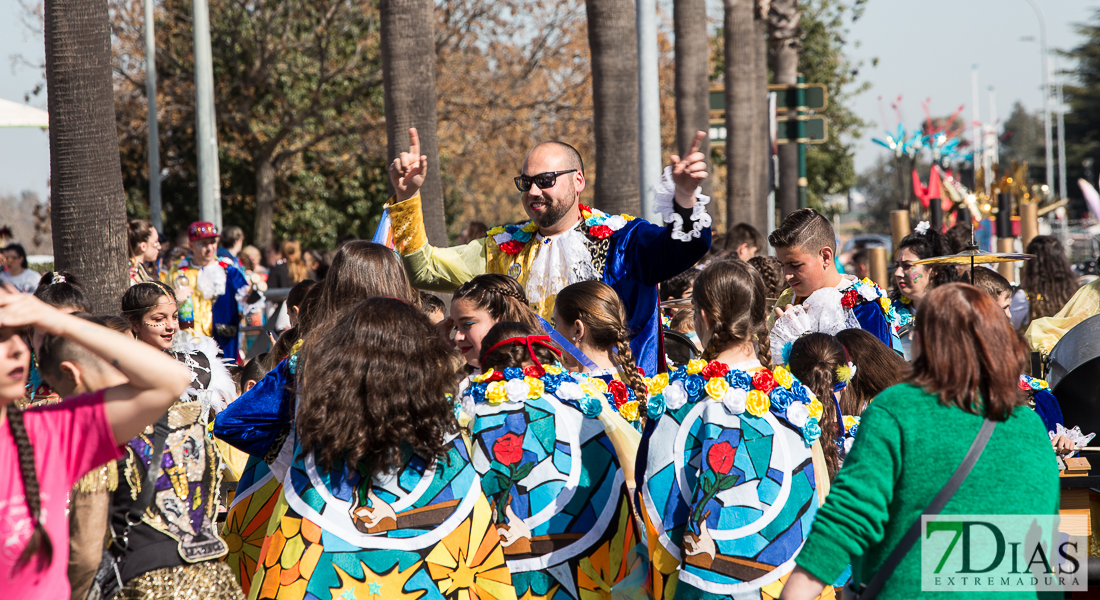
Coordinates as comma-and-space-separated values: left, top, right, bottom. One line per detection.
514, 169, 577, 192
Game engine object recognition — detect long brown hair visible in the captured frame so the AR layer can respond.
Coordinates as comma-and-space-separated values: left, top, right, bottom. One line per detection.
297, 297, 458, 473
1020, 235, 1079, 329
834, 328, 906, 415
692, 259, 772, 366
787, 333, 844, 478
555, 281, 647, 402
910, 283, 1027, 420
297, 241, 419, 339
452, 274, 542, 332
281, 240, 309, 283
8, 405, 52, 572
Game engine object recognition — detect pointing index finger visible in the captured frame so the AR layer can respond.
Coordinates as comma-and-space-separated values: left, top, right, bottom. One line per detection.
409, 127, 420, 157
686, 131, 705, 161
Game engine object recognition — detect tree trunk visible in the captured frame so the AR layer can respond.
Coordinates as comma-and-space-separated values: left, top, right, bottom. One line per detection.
587, 0, 640, 216
380, 0, 447, 246
769, 0, 800, 219
674, 0, 712, 199
253, 157, 276, 250
45, 0, 129, 312
724, 0, 767, 234
752, 13, 770, 232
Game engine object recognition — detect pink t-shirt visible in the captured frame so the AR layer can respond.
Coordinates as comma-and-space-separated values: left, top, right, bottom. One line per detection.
0, 390, 122, 598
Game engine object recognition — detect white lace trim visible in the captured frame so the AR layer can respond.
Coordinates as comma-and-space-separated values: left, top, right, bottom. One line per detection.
653, 165, 712, 242
170, 331, 236, 424
196, 263, 227, 298
770, 287, 861, 364
524, 227, 601, 304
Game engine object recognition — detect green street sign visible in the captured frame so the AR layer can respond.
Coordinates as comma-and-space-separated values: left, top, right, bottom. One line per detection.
769, 84, 828, 112
777, 115, 828, 144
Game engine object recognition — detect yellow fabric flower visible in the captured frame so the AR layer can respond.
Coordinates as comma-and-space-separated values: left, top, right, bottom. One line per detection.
686, 359, 706, 375
618, 401, 640, 422
580, 381, 603, 398
705, 377, 729, 400
772, 366, 794, 389
525, 376, 545, 399
485, 381, 507, 404
471, 369, 495, 384
620, 213, 635, 221
878, 296, 890, 312
843, 415, 859, 434
487, 226, 505, 236
521, 222, 538, 233
647, 373, 669, 395
545, 364, 563, 375
807, 398, 823, 419
290, 339, 304, 356
746, 390, 770, 417
589, 378, 608, 394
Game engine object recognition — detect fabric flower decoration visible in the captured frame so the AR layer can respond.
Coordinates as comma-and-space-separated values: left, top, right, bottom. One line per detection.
843, 415, 860, 434
664, 380, 688, 410
789, 380, 810, 403
801, 418, 822, 445
807, 397, 823, 419
525, 376, 545, 399
523, 365, 546, 379
786, 402, 809, 428
746, 390, 770, 417
503, 367, 524, 380
683, 375, 706, 401
769, 387, 794, 412
606, 380, 630, 408
722, 388, 747, 415
647, 394, 667, 419
701, 360, 729, 379
752, 369, 778, 394
647, 373, 669, 395
505, 379, 530, 403
485, 381, 507, 404
619, 400, 640, 422
521, 222, 538, 233
686, 359, 706, 375
500, 240, 526, 255
589, 225, 613, 239
556, 381, 584, 400
579, 394, 603, 418
469, 382, 487, 404
726, 369, 753, 391
542, 373, 563, 394
487, 226, 505, 236
772, 365, 794, 389
857, 281, 880, 302
493, 232, 512, 246
705, 376, 729, 400
471, 369, 495, 384
1018, 377, 1031, 392
604, 215, 628, 230
840, 290, 859, 308
545, 364, 563, 375
512, 229, 533, 243
589, 378, 609, 394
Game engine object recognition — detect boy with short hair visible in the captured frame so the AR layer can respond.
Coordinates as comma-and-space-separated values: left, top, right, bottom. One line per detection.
968, 267, 1013, 319
768, 208, 897, 350
726, 222, 764, 260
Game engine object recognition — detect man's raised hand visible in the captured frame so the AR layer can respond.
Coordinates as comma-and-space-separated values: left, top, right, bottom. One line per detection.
669, 130, 709, 207
389, 127, 428, 202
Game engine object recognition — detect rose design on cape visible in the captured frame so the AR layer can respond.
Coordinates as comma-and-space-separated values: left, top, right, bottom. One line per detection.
690, 440, 742, 531
487, 432, 535, 524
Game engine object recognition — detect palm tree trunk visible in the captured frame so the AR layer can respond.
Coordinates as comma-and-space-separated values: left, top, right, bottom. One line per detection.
587, 0, 640, 216
381, 0, 447, 246
45, 0, 129, 312
724, 0, 766, 233
751, 13, 770, 231
769, 0, 800, 218
253, 157, 276, 250
674, 0, 712, 198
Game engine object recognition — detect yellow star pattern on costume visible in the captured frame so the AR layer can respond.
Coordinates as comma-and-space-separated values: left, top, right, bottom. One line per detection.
424, 495, 515, 600
329, 560, 427, 600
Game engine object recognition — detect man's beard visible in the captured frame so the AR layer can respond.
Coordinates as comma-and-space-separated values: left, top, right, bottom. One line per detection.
532, 198, 574, 229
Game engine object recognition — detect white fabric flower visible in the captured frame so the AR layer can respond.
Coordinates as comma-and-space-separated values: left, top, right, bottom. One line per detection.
604, 215, 627, 230
722, 388, 747, 415
915, 221, 930, 235
786, 403, 810, 428
857, 285, 878, 302
556, 381, 584, 400
664, 380, 688, 410
493, 232, 512, 246
505, 379, 530, 403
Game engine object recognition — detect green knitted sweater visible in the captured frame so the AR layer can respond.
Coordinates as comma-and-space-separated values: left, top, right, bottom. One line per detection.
796, 383, 1061, 599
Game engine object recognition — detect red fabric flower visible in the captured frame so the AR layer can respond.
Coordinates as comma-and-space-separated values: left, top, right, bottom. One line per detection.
589, 225, 613, 240
579, 203, 592, 214
486, 370, 505, 382
706, 441, 738, 475
523, 365, 546, 379
840, 290, 859, 308
493, 433, 524, 466
701, 360, 729, 379
752, 369, 778, 394
607, 380, 629, 407
499, 240, 526, 255
1018, 378, 1031, 392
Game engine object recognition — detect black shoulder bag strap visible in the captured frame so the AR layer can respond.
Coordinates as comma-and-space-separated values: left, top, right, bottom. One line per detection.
850, 418, 998, 600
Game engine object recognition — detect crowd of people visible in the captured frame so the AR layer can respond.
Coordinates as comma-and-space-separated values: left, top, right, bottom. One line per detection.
0, 132, 1089, 600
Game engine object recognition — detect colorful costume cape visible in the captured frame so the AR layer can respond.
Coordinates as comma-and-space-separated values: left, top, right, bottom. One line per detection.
222, 456, 282, 595
463, 366, 638, 600
637, 360, 823, 599
248, 433, 516, 600
386, 170, 712, 374
214, 358, 296, 461
169, 256, 258, 361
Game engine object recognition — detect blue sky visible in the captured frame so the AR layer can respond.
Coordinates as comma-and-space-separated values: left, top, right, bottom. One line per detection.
0, 0, 1096, 202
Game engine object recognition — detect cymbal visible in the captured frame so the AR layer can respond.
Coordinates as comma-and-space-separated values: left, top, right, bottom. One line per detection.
912, 250, 1035, 266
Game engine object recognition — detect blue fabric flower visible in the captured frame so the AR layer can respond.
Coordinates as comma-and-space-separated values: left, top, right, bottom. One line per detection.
470, 382, 487, 404
790, 380, 810, 403
505, 224, 521, 234
542, 373, 563, 394
781, 341, 794, 365
511, 229, 533, 243
683, 375, 706, 401
848, 423, 859, 438
725, 369, 752, 391
585, 215, 604, 228
770, 387, 794, 412
626, 387, 637, 404
288, 353, 299, 375
579, 394, 603, 418
503, 367, 524, 380
669, 367, 687, 382
647, 394, 666, 419
801, 418, 822, 445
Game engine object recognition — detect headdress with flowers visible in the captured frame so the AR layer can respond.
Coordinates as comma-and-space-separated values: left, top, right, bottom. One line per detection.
644, 359, 823, 446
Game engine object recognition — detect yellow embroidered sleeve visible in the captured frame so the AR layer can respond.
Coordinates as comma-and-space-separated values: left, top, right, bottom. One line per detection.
385, 192, 487, 292
1025, 278, 1100, 354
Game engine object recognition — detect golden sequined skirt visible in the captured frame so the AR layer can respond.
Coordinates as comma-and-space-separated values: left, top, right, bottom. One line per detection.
117, 560, 244, 600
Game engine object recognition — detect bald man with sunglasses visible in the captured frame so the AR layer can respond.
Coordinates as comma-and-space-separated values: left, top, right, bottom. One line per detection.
385, 129, 712, 374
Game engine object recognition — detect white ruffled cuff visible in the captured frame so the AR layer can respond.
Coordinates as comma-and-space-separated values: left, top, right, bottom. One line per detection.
654, 165, 712, 242
236, 283, 265, 316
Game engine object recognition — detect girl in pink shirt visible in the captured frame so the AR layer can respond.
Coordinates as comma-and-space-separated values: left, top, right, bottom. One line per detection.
0, 285, 191, 598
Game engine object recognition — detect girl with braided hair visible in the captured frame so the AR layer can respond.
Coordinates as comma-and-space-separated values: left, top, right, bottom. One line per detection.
554, 280, 648, 429
450, 273, 543, 369
0, 285, 190, 595
637, 258, 828, 599
787, 333, 853, 478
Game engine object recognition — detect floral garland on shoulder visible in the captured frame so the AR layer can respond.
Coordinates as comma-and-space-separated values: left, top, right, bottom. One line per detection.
486, 204, 636, 255
464, 364, 611, 419
644, 359, 823, 447
1019, 374, 1050, 393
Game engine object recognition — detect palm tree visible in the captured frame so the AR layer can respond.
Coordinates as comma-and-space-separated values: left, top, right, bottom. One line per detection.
586, 0, 640, 216
44, 0, 130, 311
381, 0, 447, 245
674, 0, 712, 198
769, 0, 800, 218
723, 0, 768, 234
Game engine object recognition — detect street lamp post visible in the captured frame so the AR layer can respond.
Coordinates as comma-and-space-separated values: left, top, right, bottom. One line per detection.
1022, 0, 1054, 199
144, 0, 162, 232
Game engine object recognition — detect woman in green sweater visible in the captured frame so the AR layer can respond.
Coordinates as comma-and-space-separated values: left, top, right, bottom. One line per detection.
780, 283, 1060, 599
